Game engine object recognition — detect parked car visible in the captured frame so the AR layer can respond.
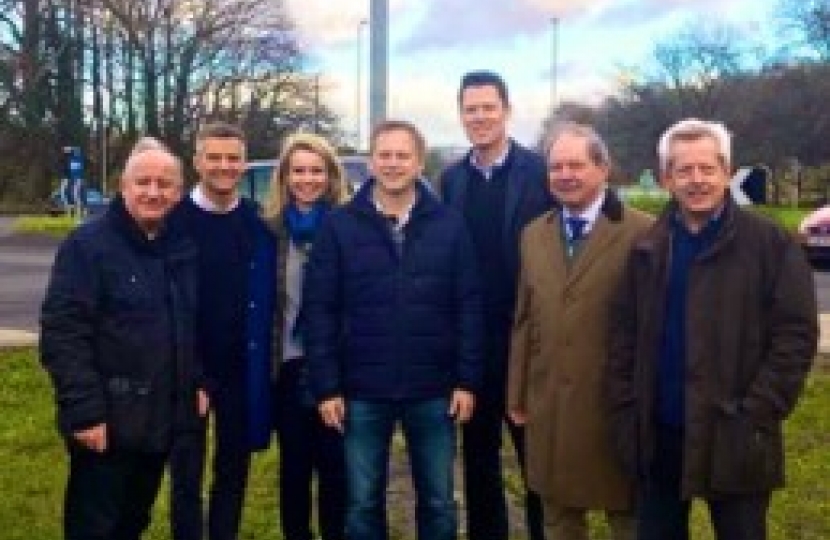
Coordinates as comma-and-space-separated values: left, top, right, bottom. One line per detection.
799, 206, 830, 271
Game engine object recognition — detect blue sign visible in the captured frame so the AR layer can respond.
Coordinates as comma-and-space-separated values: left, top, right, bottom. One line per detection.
62, 147, 84, 207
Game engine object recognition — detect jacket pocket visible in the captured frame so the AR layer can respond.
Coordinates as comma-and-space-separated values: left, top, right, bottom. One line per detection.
105, 377, 156, 451
709, 403, 781, 494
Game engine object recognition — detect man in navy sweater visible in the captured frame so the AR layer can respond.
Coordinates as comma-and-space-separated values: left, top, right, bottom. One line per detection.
305, 120, 484, 540
440, 70, 550, 540
169, 123, 276, 540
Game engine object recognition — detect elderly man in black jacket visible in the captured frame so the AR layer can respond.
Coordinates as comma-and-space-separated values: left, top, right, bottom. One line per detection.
40, 138, 204, 540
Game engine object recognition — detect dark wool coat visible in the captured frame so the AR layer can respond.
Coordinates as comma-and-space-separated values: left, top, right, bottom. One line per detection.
605, 197, 818, 498
40, 197, 201, 453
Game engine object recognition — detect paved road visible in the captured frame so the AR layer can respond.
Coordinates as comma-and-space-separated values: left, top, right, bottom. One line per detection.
2, 234, 830, 333
0, 234, 57, 332
0, 216, 15, 236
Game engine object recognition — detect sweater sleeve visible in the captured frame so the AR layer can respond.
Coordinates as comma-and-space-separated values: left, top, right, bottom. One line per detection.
453, 220, 485, 393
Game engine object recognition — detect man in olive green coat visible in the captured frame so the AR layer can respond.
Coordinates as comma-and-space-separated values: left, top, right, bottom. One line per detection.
507, 122, 652, 540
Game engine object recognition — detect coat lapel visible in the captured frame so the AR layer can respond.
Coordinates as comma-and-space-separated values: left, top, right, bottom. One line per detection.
503, 151, 524, 248
564, 191, 626, 291
566, 216, 621, 286
546, 211, 569, 282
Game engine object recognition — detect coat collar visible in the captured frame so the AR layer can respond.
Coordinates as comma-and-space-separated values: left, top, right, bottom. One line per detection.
633, 194, 738, 259
350, 178, 440, 220
546, 189, 628, 287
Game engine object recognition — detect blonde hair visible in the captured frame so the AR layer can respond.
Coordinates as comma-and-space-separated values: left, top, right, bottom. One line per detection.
263, 133, 349, 217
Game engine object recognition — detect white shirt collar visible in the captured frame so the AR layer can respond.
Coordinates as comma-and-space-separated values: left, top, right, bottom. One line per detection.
372, 193, 416, 231
190, 184, 240, 213
469, 140, 511, 180
561, 188, 607, 235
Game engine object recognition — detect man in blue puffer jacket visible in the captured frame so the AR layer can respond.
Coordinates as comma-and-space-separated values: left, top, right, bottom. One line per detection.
305, 120, 484, 540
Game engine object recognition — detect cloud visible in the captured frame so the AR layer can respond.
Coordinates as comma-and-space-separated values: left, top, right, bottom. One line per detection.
397, 0, 611, 53
589, 0, 756, 27
284, 0, 416, 49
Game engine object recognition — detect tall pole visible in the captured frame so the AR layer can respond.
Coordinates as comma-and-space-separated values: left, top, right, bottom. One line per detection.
356, 19, 367, 152
314, 73, 320, 134
99, 88, 108, 195
369, 0, 388, 131
550, 17, 559, 114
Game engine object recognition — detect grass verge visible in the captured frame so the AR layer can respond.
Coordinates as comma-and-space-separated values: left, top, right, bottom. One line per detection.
2, 347, 828, 539
11, 215, 79, 238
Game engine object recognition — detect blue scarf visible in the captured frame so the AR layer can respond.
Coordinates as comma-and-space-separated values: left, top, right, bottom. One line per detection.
283, 201, 330, 250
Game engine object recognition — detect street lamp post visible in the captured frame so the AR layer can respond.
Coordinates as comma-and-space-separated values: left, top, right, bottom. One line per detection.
550, 16, 559, 113
356, 18, 367, 152
98, 86, 110, 195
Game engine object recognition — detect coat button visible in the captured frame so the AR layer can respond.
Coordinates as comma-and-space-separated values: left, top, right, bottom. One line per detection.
249, 341, 257, 350
249, 301, 256, 309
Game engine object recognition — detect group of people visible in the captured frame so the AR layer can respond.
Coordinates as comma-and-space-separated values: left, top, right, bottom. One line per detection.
39, 69, 818, 540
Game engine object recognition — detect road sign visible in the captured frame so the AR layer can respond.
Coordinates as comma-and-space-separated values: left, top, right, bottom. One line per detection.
62, 147, 85, 209
730, 166, 769, 206
730, 167, 752, 206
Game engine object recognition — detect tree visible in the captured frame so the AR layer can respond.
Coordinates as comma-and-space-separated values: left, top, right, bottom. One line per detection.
0, 0, 342, 202
777, 0, 830, 60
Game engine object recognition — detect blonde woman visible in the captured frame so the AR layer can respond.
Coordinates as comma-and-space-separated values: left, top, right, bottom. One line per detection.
265, 133, 348, 540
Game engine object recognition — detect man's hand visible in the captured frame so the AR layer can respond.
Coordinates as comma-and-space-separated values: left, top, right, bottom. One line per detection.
197, 389, 210, 417
73, 423, 108, 453
448, 389, 475, 424
508, 409, 527, 426
319, 397, 346, 432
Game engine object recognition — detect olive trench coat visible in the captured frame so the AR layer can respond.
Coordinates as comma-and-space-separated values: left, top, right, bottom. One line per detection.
507, 191, 653, 510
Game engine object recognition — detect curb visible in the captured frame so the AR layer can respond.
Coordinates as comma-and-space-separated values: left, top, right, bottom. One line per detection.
0, 329, 38, 348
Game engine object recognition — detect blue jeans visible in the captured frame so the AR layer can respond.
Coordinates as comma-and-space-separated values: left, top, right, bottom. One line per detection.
344, 398, 457, 540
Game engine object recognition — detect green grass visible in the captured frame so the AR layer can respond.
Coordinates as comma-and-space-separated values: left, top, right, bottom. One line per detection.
12, 215, 80, 237
2, 347, 829, 539
752, 206, 812, 233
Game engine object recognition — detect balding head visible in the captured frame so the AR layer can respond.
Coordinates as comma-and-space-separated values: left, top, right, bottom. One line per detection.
120, 137, 183, 237
122, 137, 183, 183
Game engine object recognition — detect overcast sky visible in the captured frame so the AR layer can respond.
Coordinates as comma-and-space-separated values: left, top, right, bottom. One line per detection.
284, 0, 776, 149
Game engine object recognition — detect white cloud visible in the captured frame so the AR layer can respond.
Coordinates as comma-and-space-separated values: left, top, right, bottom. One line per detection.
284, 0, 769, 147
284, 0, 416, 49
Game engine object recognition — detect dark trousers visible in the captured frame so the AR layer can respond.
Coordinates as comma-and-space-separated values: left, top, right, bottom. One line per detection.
274, 360, 346, 540
461, 393, 544, 540
638, 426, 771, 540
64, 443, 166, 540
170, 383, 252, 540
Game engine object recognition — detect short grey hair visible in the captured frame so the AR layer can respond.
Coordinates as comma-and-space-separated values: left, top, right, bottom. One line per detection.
658, 118, 731, 174
123, 136, 183, 181
544, 121, 611, 167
